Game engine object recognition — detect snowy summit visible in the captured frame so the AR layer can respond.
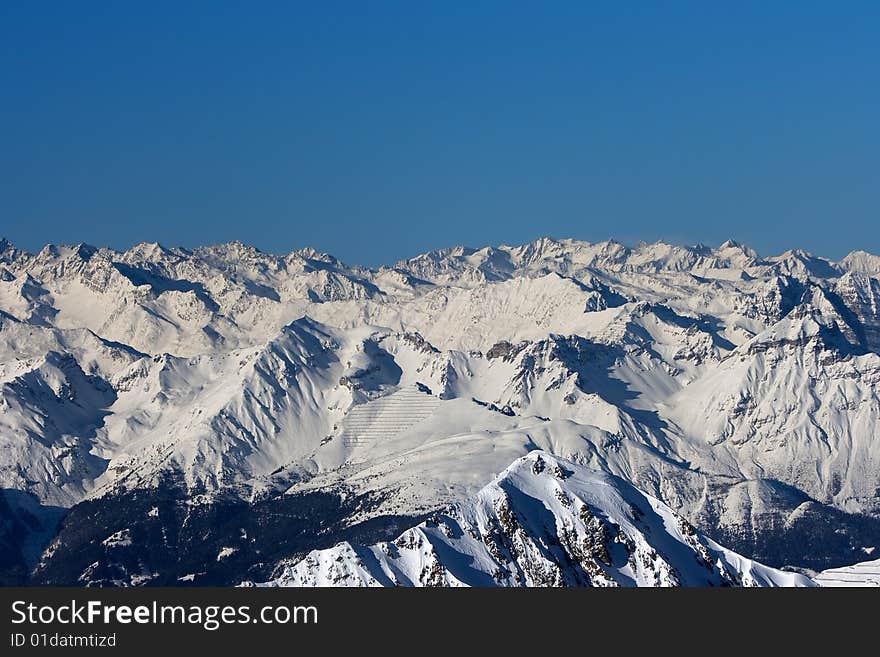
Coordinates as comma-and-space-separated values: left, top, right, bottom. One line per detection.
0, 236, 878, 585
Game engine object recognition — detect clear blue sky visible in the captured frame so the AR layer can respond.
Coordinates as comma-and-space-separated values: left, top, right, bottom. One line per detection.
1, 1, 878, 265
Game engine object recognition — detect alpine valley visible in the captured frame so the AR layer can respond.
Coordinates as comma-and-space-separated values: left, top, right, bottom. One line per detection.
1, 236, 879, 586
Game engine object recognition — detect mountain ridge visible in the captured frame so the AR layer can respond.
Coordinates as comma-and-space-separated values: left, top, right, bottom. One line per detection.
1, 235, 879, 583
252, 451, 815, 587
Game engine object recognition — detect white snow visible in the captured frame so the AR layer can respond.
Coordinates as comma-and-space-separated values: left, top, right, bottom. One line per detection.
254, 452, 814, 587
102, 529, 132, 547
217, 547, 238, 561
814, 558, 880, 587
1, 236, 879, 573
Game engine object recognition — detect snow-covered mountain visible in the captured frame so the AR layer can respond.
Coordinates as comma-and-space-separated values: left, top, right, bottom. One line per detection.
815, 557, 880, 587
252, 452, 813, 587
1, 235, 879, 584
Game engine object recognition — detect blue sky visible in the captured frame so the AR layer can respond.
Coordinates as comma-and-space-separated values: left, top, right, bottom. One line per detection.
1, 2, 878, 265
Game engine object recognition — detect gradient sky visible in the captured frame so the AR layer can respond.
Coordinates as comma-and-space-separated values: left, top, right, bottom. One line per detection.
1, 2, 878, 266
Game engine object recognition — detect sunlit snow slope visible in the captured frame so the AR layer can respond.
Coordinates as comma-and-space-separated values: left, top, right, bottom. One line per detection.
1, 235, 879, 581
814, 558, 880, 587
254, 452, 813, 587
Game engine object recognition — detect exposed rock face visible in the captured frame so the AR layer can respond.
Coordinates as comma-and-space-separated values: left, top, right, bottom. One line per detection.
253, 453, 814, 587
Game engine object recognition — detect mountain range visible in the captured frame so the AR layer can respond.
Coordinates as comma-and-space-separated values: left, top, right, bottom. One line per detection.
250, 452, 814, 587
1, 235, 878, 585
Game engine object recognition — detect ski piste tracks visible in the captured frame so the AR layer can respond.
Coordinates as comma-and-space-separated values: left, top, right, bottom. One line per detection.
814, 559, 880, 587
340, 386, 442, 445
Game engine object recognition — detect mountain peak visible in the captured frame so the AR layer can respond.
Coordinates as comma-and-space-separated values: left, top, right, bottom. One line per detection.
71, 243, 98, 260
3, 234, 879, 585
254, 451, 815, 588
840, 249, 880, 275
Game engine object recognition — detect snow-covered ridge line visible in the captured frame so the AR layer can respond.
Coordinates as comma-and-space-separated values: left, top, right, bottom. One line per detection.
251, 452, 814, 587
2, 234, 879, 582
1, 235, 875, 280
